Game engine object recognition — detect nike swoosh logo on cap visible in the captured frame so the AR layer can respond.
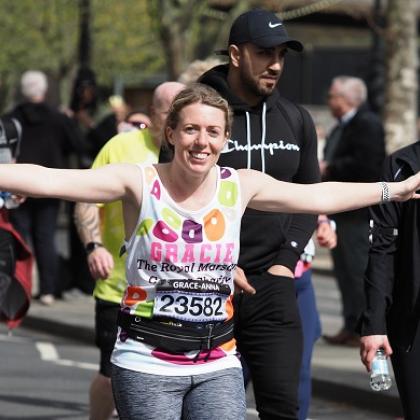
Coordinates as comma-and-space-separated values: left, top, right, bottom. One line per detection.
269, 22, 283, 28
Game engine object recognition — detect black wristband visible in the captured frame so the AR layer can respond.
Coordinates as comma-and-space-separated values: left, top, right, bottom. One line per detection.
85, 241, 104, 254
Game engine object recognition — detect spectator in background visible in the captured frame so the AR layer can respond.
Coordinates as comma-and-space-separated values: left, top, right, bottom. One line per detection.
65, 68, 101, 297
69, 67, 98, 136
321, 76, 386, 346
74, 81, 185, 420
7, 70, 84, 305
0, 116, 33, 329
86, 95, 129, 160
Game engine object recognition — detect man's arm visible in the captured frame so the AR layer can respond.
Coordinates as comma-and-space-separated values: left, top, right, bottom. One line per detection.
74, 202, 114, 279
359, 157, 403, 370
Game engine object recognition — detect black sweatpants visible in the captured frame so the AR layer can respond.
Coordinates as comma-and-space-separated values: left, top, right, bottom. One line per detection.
391, 326, 420, 420
331, 211, 369, 333
11, 198, 60, 296
234, 272, 303, 420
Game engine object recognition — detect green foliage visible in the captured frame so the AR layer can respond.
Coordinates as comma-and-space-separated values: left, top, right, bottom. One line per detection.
0, 0, 79, 109
92, 0, 164, 85
146, 0, 251, 79
0, 0, 165, 110
0, 0, 251, 110
0, 0, 78, 75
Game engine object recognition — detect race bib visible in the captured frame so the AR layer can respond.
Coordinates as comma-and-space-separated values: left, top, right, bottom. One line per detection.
153, 279, 231, 323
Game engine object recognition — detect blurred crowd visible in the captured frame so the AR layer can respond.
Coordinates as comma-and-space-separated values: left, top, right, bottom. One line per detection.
1, 69, 153, 305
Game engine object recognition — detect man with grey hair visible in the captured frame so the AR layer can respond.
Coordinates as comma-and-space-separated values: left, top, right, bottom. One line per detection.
20, 70, 48, 100
8, 70, 83, 305
321, 75, 386, 346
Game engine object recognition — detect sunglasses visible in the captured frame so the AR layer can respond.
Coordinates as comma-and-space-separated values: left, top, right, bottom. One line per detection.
127, 120, 148, 129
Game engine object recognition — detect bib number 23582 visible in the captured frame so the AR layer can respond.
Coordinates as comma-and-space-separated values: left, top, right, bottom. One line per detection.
153, 280, 230, 323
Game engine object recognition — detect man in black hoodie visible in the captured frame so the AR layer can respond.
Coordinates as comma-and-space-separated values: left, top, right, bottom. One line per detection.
8, 70, 83, 305
200, 9, 320, 420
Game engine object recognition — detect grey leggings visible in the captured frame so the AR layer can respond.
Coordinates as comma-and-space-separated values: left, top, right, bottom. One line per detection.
111, 365, 246, 420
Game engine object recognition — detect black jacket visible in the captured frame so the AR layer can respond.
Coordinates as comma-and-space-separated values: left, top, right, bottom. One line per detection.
8, 102, 84, 168
200, 65, 320, 273
323, 107, 386, 182
359, 141, 420, 351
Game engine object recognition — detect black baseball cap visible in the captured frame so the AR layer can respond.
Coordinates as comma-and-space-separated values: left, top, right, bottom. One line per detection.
217, 9, 303, 55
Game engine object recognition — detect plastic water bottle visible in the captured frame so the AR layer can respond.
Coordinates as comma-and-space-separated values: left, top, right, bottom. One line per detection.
370, 349, 392, 391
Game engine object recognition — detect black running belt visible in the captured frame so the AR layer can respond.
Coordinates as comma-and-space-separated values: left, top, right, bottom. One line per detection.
117, 310, 234, 353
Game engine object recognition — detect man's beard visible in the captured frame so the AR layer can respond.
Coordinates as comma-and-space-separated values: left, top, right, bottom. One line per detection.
240, 67, 278, 98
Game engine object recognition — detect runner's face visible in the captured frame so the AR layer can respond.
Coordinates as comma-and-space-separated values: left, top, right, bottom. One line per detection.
238, 43, 287, 97
166, 103, 227, 176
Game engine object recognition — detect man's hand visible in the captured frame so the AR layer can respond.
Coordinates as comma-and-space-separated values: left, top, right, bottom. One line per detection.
360, 334, 393, 372
316, 219, 337, 249
234, 266, 256, 295
87, 246, 114, 280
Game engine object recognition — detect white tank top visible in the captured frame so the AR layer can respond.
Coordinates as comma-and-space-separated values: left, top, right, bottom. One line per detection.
111, 164, 242, 376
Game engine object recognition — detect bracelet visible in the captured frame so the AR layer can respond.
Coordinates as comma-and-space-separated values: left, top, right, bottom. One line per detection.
85, 241, 104, 255
379, 181, 391, 203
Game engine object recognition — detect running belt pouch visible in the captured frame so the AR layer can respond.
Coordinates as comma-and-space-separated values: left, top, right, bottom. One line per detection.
117, 311, 234, 353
